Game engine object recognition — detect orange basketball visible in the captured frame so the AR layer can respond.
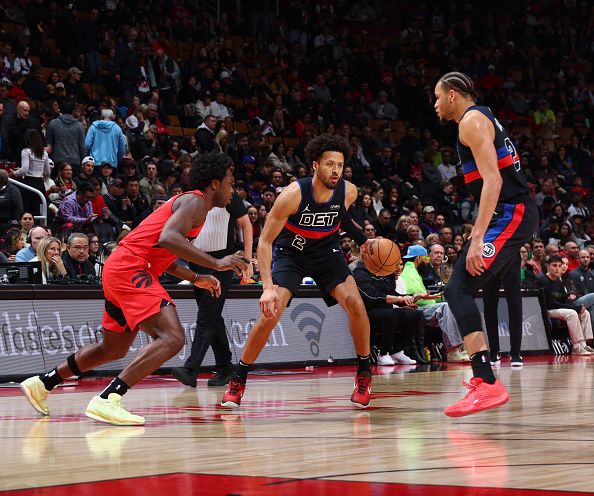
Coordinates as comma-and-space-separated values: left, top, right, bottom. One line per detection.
362, 238, 401, 276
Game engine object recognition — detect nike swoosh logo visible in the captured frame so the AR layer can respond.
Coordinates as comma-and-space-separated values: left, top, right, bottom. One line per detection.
332, 248, 340, 252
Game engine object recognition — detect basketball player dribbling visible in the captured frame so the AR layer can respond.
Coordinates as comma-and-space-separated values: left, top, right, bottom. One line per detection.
221, 134, 375, 409
434, 72, 539, 417
20, 153, 248, 425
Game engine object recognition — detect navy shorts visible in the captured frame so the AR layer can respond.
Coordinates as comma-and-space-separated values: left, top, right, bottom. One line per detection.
456, 199, 539, 280
271, 245, 352, 307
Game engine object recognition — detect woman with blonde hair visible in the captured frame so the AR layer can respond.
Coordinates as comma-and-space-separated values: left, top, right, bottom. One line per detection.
32, 236, 67, 283
214, 129, 229, 154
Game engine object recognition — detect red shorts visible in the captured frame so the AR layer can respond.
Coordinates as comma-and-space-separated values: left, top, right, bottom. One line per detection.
101, 247, 175, 332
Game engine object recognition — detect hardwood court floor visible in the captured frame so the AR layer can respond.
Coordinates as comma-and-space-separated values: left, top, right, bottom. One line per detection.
1, 356, 594, 496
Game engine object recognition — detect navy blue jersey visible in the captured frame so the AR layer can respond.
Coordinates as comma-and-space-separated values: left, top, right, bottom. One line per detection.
457, 105, 529, 204
274, 177, 346, 253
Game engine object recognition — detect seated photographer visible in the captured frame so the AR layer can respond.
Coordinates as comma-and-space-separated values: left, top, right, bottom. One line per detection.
352, 256, 424, 366
61, 232, 97, 280
31, 236, 67, 283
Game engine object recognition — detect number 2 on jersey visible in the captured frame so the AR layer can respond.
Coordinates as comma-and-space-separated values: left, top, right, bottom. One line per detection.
292, 234, 306, 251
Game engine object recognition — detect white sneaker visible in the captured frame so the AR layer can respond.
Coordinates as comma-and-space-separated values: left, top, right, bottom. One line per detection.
390, 351, 416, 365
377, 353, 395, 366
573, 345, 592, 356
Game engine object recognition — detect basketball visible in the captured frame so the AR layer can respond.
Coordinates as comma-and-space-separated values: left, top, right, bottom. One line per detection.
362, 238, 401, 276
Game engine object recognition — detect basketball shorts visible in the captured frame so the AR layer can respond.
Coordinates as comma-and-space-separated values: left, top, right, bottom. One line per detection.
455, 199, 539, 284
271, 245, 352, 307
101, 247, 174, 332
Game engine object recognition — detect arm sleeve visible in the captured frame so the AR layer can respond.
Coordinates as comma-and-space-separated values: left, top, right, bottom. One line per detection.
84, 127, 94, 153
11, 186, 24, 220
341, 209, 367, 245
59, 198, 88, 224
352, 266, 388, 309
46, 122, 54, 148
227, 192, 247, 219
43, 153, 50, 177
15, 149, 30, 177
117, 132, 126, 163
79, 125, 85, 161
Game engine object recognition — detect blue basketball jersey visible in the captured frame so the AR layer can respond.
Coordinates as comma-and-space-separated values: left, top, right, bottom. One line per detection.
274, 177, 346, 253
457, 105, 529, 204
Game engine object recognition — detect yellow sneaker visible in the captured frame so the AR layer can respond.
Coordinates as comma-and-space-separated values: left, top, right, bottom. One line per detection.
20, 376, 50, 415
447, 349, 470, 363
85, 393, 145, 426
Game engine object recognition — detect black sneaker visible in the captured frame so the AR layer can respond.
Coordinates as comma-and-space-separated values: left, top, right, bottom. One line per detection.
172, 367, 197, 388
207, 368, 234, 387
510, 354, 523, 368
489, 351, 502, 366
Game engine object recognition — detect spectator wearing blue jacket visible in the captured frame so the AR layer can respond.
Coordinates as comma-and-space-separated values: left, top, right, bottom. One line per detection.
85, 109, 126, 169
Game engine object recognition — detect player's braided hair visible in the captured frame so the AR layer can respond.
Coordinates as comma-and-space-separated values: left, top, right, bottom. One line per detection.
188, 152, 232, 191
304, 133, 350, 166
439, 71, 478, 100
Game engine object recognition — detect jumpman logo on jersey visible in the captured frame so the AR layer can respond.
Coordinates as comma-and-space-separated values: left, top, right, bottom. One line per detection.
303, 204, 310, 212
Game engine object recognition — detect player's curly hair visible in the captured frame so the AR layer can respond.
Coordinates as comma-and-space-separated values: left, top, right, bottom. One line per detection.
304, 133, 350, 166
439, 71, 478, 101
188, 152, 232, 191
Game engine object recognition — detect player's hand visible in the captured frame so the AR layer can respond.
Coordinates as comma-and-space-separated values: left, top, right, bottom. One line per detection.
260, 287, 280, 319
216, 251, 249, 276
194, 274, 221, 297
466, 239, 486, 276
579, 304, 586, 318
242, 260, 254, 282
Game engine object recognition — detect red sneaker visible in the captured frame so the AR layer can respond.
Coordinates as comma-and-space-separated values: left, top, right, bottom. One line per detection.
221, 379, 246, 408
444, 378, 509, 417
350, 373, 372, 408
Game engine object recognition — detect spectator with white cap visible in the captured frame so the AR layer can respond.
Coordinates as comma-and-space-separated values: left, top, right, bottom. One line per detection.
46, 100, 86, 173
85, 108, 126, 169
75, 156, 96, 186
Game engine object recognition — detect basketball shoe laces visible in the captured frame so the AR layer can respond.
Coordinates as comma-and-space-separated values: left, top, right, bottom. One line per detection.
228, 379, 244, 396
460, 378, 489, 402
356, 375, 372, 395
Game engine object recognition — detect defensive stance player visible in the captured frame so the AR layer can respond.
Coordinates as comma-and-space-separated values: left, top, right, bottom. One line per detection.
221, 134, 374, 409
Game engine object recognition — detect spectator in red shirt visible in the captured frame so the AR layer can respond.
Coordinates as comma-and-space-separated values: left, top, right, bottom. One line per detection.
563, 241, 580, 272
478, 65, 503, 92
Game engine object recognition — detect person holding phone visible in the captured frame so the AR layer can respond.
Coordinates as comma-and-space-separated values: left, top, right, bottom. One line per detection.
56, 181, 98, 228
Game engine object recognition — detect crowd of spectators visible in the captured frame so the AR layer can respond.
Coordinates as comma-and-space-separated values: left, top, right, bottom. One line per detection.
0, 0, 592, 300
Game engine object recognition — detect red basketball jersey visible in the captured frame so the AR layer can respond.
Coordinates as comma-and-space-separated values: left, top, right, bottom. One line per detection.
118, 190, 205, 276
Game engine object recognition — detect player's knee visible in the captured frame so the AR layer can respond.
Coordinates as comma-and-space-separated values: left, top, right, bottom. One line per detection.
344, 294, 366, 318
167, 330, 186, 352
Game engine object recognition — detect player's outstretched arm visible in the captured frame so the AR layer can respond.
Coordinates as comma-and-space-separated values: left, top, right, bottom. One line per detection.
459, 111, 502, 276
163, 261, 221, 297
159, 194, 247, 273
